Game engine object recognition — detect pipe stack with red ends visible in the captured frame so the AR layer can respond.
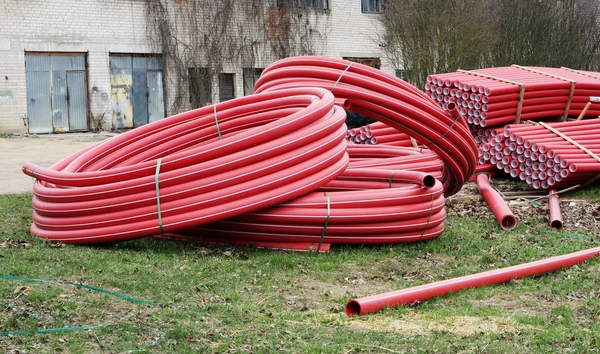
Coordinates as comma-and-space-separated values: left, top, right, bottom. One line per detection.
255, 56, 478, 196
346, 121, 416, 147
22, 88, 350, 244
427, 66, 600, 130
495, 120, 600, 189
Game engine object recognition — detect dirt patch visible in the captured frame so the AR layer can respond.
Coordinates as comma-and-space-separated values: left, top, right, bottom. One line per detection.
0, 238, 31, 248
281, 254, 459, 314
447, 180, 600, 235
349, 313, 521, 337
473, 292, 551, 317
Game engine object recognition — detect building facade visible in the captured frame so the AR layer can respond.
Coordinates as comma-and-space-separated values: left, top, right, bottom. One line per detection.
0, 0, 396, 134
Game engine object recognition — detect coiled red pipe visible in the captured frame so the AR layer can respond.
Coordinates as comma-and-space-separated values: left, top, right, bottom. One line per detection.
22, 88, 350, 244
179, 144, 446, 249
255, 56, 477, 196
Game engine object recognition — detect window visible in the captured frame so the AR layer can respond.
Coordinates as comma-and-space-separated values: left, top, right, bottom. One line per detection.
361, 0, 382, 13
277, 0, 328, 10
243, 68, 264, 96
25, 53, 88, 133
189, 67, 212, 109
342, 57, 381, 69
395, 69, 407, 81
109, 55, 164, 129
219, 73, 236, 102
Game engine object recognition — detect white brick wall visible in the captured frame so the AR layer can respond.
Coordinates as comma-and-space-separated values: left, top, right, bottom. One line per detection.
0, 0, 393, 134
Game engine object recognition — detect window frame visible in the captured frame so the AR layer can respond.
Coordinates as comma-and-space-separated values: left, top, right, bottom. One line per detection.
188, 67, 213, 108
361, 0, 382, 14
243, 68, 264, 96
395, 69, 407, 81
218, 73, 236, 102
276, 0, 328, 10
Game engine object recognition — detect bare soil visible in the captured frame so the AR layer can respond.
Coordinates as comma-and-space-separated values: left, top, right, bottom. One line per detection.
447, 179, 600, 236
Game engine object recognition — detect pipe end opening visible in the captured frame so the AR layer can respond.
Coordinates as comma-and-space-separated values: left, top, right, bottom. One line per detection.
551, 220, 563, 230
423, 175, 436, 188
501, 216, 518, 231
345, 301, 361, 317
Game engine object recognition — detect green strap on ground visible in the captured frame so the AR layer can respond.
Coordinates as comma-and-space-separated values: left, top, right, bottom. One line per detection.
0, 275, 185, 310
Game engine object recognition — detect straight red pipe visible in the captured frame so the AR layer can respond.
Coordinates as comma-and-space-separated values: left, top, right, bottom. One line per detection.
476, 174, 518, 230
548, 189, 563, 229
346, 245, 600, 316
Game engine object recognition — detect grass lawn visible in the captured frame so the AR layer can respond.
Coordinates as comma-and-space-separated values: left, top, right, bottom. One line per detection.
1, 183, 600, 353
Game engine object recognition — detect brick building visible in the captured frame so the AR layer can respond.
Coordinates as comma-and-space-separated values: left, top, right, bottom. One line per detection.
0, 0, 399, 134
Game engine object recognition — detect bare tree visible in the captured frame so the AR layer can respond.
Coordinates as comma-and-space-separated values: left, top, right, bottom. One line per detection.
492, 0, 600, 69
381, 0, 600, 88
381, 0, 495, 88
145, 0, 329, 114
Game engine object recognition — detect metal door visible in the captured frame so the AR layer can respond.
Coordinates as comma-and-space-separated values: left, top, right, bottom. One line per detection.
25, 56, 52, 133
67, 71, 88, 131
132, 57, 148, 127
26, 54, 87, 133
147, 70, 164, 123
109, 56, 134, 129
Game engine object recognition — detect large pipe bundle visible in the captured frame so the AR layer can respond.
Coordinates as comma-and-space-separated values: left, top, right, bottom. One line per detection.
22, 56, 472, 247
426, 66, 600, 129
493, 120, 600, 189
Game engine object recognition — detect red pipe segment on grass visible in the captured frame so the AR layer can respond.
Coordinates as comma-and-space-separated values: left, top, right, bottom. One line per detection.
22, 88, 350, 244
476, 174, 518, 230
254, 56, 477, 196
548, 189, 563, 230
346, 245, 600, 316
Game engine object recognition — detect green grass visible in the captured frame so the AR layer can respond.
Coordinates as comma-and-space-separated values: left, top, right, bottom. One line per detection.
1, 189, 600, 353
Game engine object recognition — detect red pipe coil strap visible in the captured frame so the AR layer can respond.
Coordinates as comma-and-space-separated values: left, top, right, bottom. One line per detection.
254, 56, 478, 196
22, 88, 350, 244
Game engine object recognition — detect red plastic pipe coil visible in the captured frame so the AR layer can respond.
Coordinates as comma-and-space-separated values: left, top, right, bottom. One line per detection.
255, 56, 478, 196
22, 88, 350, 244
177, 144, 446, 250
